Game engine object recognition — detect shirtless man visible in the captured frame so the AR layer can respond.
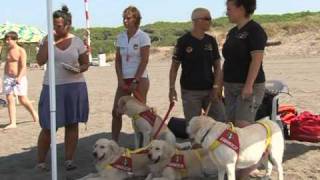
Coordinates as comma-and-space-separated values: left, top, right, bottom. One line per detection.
2, 31, 38, 129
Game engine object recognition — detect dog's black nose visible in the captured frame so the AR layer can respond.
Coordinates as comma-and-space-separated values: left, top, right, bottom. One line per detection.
148, 153, 152, 160
93, 152, 97, 158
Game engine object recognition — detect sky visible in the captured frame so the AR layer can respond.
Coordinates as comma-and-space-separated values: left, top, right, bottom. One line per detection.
1, 0, 319, 31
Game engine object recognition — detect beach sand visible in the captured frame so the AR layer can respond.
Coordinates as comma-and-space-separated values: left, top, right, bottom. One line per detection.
0, 51, 319, 179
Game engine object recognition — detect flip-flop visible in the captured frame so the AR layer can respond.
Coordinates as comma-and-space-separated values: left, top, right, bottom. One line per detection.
65, 160, 77, 171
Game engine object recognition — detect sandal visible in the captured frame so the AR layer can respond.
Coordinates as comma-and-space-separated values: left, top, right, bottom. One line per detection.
35, 162, 50, 172
65, 160, 77, 171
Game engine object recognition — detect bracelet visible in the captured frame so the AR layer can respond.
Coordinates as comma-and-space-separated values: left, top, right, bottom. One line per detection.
132, 78, 139, 84
212, 85, 219, 89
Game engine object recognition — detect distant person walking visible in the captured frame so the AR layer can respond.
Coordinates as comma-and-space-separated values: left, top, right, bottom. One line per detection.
2, 31, 38, 129
111, 6, 151, 142
36, 5, 90, 171
169, 8, 226, 124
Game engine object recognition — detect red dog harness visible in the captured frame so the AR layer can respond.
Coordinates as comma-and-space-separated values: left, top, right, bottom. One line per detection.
167, 153, 186, 169
209, 124, 240, 154
106, 148, 149, 172
132, 109, 157, 127
209, 122, 272, 155
139, 110, 157, 127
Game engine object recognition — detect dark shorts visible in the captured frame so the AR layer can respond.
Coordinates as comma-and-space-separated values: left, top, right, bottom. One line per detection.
38, 82, 89, 129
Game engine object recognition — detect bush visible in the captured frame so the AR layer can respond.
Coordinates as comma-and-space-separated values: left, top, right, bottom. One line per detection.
14, 10, 314, 62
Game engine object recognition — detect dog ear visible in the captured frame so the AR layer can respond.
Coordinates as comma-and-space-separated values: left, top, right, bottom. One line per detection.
108, 140, 120, 153
188, 117, 202, 135
162, 141, 175, 160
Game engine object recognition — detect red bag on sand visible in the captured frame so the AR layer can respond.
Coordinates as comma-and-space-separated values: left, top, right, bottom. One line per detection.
279, 104, 297, 115
279, 104, 297, 125
290, 111, 320, 142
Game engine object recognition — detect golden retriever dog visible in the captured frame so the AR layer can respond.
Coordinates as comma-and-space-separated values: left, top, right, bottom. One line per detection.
118, 96, 191, 149
77, 138, 151, 180
187, 116, 284, 180
145, 139, 216, 180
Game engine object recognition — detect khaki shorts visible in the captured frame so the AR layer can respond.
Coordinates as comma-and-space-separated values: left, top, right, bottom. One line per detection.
224, 82, 265, 123
181, 88, 226, 123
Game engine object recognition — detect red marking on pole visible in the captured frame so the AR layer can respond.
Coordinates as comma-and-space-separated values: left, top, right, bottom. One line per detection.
85, 11, 89, 20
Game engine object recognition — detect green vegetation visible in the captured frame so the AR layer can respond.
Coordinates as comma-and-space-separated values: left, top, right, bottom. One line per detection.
79, 11, 319, 58
0, 11, 319, 64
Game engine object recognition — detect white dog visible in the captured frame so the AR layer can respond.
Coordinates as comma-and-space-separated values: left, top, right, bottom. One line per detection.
145, 139, 216, 180
187, 116, 284, 180
77, 138, 151, 180
118, 96, 191, 149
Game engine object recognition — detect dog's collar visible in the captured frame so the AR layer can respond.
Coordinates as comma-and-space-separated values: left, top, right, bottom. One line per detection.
200, 125, 214, 144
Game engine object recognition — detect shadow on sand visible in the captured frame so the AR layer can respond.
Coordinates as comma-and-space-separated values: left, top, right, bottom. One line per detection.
283, 140, 320, 162
0, 132, 137, 180
0, 132, 319, 180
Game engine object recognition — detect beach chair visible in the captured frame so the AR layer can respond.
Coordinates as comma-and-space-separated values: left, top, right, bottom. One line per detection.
256, 80, 290, 129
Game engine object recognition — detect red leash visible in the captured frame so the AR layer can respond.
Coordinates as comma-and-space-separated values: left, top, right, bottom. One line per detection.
122, 80, 175, 139
153, 101, 175, 139
121, 80, 144, 103
132, 90, 144, 103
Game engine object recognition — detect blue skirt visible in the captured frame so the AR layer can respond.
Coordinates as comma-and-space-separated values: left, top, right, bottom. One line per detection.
38, 82, 89, 129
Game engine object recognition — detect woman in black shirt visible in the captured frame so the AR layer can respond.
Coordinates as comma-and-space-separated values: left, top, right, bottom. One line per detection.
223, 0, 267, 127
222, 0, 268, 178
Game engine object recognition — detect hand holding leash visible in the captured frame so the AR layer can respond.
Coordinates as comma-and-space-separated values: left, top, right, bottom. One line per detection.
169, 88, 178, 102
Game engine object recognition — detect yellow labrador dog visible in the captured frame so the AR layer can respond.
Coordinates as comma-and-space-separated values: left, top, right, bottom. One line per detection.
77, 138, 151, 180
187, 116, 284, 180
145, 139, 216, 180
118, 96, 191, 149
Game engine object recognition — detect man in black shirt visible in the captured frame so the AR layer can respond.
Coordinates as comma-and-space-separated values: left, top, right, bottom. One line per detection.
169, 8, 226, 124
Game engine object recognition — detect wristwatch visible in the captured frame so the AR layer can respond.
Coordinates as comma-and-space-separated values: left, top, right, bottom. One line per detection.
132, 78, 139, 84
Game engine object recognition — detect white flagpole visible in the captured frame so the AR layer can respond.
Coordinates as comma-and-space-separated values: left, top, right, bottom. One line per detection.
84, 0, 92, 63
46, 0, 57, 180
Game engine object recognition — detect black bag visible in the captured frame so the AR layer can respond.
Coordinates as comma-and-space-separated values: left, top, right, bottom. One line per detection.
167, 117, 189, 139
255, 92, 277, 120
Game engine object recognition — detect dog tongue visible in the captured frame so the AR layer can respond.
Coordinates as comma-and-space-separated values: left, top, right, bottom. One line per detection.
98, 154, 105, 161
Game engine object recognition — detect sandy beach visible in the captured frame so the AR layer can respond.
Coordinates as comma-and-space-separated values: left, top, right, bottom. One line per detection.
0, 48, 320, 180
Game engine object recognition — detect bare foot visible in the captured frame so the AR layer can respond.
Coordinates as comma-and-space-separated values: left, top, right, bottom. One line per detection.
4, 124, 17, 130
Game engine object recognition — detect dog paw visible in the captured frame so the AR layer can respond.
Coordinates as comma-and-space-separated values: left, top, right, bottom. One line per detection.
175, 142, 192, 150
